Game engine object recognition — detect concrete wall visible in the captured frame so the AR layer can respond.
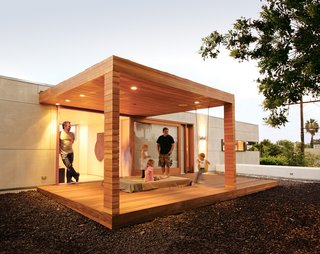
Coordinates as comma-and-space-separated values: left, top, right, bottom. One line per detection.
216, 164, 320, 181
306, 148, 320, 156
0, 76, 56, 190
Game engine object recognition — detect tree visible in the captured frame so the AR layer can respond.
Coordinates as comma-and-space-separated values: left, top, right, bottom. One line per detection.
257, 139, 305, 166
259, 139, 273, 157
305, 118, 319, 148
199, 0, 320, 128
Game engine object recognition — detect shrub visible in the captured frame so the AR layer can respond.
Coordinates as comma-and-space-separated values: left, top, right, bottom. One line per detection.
304, 152, 320, 167
260, 156, 289, 165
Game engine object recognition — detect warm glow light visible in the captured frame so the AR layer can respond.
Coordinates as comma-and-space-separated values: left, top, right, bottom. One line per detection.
130, 86, 138, 90
55, 103, 60, 106
197, 116, 208, 154
199, 125, 206, 138
199, 139, 207, 154
194, 101, 199, 104
65, 99, 71, 102
80, 94, 85, 97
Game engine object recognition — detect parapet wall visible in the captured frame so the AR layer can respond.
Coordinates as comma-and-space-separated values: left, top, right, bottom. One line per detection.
216, 164, 320, 181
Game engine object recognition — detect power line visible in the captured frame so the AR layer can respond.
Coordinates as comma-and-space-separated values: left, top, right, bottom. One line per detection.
285, 99, 320, 105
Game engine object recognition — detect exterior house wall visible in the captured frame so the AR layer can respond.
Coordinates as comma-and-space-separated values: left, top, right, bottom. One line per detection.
0, 76, 57, 190
234, 121, 260, 164
0, 76, 259, 190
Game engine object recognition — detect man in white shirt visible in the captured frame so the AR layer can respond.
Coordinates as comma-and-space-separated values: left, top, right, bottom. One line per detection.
60, 121, 79, 183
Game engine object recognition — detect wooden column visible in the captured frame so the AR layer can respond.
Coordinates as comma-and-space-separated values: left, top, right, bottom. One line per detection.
103, 71, 120, 214
224, 101, 236, 187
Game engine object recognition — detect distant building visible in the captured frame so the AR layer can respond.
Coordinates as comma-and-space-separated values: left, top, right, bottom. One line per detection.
313, 144, 320, 149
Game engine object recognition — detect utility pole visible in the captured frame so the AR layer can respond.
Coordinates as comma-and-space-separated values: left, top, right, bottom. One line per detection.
300, 96, 305, 156
285, 97, 319, 157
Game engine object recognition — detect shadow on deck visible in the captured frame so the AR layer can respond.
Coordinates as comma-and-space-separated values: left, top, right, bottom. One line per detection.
37, 173, 278, 229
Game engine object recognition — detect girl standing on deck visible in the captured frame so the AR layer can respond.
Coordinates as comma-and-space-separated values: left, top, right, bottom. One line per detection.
140, 144, 151, 178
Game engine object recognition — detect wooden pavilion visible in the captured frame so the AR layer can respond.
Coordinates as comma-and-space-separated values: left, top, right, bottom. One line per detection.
38, 55, 277, 229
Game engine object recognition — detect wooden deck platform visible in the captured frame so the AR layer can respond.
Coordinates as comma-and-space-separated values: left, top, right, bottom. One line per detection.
37, 173, 278, 229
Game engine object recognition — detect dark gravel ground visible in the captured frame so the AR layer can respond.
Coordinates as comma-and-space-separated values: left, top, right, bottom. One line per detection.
1, 180, 320, 254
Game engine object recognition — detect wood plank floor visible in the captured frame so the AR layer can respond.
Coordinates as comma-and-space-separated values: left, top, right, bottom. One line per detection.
37, 173, 278, 229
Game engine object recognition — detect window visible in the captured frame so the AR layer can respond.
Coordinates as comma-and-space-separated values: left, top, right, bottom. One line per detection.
134, 122, 178, 170
246, 141, 258, 151
235, 140, 246, 152
221, 139, 254, 152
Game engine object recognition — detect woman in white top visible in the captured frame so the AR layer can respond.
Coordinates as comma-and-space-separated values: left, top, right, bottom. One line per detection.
60, 121, 80, 183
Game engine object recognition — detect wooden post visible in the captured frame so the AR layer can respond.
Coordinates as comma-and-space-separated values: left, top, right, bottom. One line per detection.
224, 101, 236, 187
103, 71, 120, 215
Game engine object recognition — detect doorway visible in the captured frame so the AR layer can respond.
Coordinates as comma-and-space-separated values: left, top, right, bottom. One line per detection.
58, 108, 104, 182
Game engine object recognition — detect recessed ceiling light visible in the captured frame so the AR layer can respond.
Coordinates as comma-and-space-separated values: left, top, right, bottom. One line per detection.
65, 99, 71, 102
55, 103, 60, 106
194, 101, 200, 104
131, 86, 138, 90
80, 94, 85, 97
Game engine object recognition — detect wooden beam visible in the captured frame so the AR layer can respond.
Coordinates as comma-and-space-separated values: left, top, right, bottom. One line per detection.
39, 55, 234, 116
39, 57, 113, 103
103, 71, 120, 215
224, 100, 236, 187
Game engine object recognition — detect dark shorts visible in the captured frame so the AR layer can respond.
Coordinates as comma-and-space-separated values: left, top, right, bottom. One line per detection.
158, 154, 172, 168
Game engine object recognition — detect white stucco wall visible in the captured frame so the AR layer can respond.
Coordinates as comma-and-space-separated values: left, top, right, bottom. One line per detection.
216, 164, 320, 181
0, 76, 56, 190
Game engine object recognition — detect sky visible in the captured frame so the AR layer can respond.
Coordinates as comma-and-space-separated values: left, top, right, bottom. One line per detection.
1, 0, 319, 143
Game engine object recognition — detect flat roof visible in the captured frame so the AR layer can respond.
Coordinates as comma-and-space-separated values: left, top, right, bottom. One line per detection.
39, 55, 234, 117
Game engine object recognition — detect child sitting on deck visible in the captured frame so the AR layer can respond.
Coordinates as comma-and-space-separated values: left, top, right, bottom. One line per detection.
144, 159, 155, 182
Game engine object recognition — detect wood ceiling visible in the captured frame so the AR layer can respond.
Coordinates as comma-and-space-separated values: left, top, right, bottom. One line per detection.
39, 56, 234, 117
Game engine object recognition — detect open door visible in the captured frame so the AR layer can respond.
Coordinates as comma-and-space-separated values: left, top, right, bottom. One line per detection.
183, 124, 194, 173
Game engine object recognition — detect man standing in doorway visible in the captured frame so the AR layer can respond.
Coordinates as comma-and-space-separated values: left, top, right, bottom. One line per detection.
157, 127, 175, 175
60, 121, 80, 183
